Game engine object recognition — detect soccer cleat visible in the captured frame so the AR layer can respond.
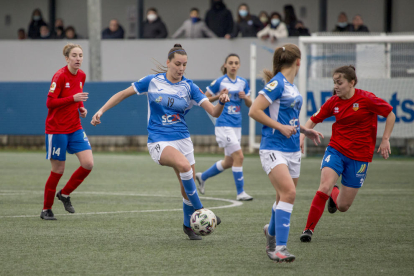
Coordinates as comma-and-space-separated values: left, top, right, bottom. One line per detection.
263, 224, 276, 257
236, 191, 253, 201
216, 215, 221, 225
195, 172, 205, 195
267, 246, 296, 263
40, 209, 57, 220
328, 185, 339, 214
56, 190, 75, 213
183, 224, 202, 240
300, 229, 313, 242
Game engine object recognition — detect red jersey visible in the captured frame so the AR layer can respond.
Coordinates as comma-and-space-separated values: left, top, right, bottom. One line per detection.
311, 89, 393, 162
45, 66, 86, 134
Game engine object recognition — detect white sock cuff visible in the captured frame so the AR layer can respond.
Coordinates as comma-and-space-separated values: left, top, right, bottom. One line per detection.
232, 166, 243, 172
276, 201, 293, 213
183, 198, 192, 206
272, 201, 277, 211
180, 169, 193, 181
216, 160, 224, 171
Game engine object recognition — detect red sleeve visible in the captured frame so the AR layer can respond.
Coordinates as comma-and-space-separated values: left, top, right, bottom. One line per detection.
46, 95, 75, 109
311, 96, 335, 123
365, 92, 393, 117
48, 72, 64, 99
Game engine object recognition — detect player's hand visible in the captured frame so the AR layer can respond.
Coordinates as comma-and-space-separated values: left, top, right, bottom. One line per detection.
74, 92, 88, 102
219, 88, 229, 95
300, 133, 305, 153
377, 138, 391, 159
79, 107, 87, 118
218, 93, 230, 104
304, 128, 324, 146
279, 125, 297, 139
91, 110, 103, 126
238, 91, 246, 99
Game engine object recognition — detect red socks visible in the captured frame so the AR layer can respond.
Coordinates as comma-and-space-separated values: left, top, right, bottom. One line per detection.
305, 191, 330, 231
43, 171, 63, 210
331, 186, 339, 207
61, 166, 91, 196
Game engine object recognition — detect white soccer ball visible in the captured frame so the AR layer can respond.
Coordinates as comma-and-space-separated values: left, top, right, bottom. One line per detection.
190, 208, 217, 236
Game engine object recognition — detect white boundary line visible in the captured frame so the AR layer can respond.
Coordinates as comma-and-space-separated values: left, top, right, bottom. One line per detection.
0, 190, 243, 218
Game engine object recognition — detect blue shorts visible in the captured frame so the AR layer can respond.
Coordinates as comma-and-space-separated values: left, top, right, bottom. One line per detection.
321, 146, 368, 188
45, 129, 91, 161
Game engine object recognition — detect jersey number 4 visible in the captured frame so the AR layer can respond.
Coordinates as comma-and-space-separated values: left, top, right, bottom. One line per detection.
324, 155, 331, 162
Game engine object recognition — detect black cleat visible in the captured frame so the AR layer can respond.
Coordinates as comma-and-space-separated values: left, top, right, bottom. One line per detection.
40, 209, 57, 220
56, 190, 75, 213
328, 185, 339, 214
300, 229, 313, 242
183, 225, 202, 240
216, 215, 221, 225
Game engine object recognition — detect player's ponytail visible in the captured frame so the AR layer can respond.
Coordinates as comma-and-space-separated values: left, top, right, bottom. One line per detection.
63, 43, 82, 57
333, 65, 358, 87
221, 54, 240, 75
263, 44, 301, 83
153, 44, 188, 74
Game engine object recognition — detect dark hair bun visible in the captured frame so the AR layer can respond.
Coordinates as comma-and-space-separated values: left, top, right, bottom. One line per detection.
174, 44, 182, 48
349, 65, 356, 71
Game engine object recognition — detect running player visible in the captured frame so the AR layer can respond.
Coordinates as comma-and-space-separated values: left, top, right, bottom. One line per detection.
195, 54, 253, 201
41, 43, 93, 220
91, 44, 230, 240
249, 44, 323, 262
300, 65, 395, 242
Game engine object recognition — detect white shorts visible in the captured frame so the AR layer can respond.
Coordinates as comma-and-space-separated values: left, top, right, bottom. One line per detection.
259, 150, 301, 178
147, 138, 195, 165
215, 127, 241, 156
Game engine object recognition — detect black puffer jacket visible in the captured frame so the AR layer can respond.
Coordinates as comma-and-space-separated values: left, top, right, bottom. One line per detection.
142, 17, 168, 38
205, 1, 234, 37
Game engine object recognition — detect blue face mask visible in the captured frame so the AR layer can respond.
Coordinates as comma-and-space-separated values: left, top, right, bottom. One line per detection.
239, 10, 248, 17
271, 19, 280, 26
337, 22, 348, 28
191, 17, 200, 23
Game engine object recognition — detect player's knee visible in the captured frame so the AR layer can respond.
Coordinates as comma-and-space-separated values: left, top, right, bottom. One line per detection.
82, 161, 94, 171
338, 203, 351, 212
53, 168, 65, 174
318, 182, 332, 194
176, 160, 191, 173
283, 188, 296, 202
222, 160, 232, 169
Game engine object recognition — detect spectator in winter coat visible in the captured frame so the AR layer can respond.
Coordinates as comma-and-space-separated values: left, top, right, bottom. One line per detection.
172, 8, 217, 39
142, 8, 168, 38
28, 9, 47, 39
332, 12, 351, 32
205, 0, 234, 37
350, 15, 369, 32
290, 21, 311, 36
102, 19, 125, 39
257, 12, 288, 42
225, 3, 263, 39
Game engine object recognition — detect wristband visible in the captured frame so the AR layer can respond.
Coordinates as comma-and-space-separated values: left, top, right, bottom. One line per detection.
218, 100, 225, 106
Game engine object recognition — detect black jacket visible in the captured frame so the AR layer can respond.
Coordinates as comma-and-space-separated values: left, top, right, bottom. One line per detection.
205, 1, 233, 37
332, 24, 352, 32
102, 26, 125, 39
28, 19, 47, 39
231, 15, 263, 38
350, 25, 369, 32
142, 18, 168, 38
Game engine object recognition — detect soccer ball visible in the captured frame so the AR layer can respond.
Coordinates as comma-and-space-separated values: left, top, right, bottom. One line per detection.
190, 208, 217, 236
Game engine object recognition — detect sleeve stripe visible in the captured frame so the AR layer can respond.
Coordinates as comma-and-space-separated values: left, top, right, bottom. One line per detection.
258, 91, 272, 104
131, 82, 139, 94
198, 97, 209, 106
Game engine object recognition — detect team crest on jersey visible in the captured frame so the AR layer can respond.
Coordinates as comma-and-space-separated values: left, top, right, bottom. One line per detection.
49, 82, 56, 93
65, 82, 70, 88
210, 80, 216, 86
155, 96, 162, 103
334, 107, 339, 113
265, 80, 278, 92
313, 108, 321, 117
353, 103, 359, 111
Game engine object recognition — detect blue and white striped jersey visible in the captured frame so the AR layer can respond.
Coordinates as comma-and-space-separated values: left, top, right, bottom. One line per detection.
132, 73, 208, 143
206, 74, 250, 127
259, 72, 303, 152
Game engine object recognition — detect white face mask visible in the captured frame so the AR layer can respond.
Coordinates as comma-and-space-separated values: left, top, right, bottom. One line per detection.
147, 14, 157, 21
337, 22, 348, 28
271, 19, 280, 26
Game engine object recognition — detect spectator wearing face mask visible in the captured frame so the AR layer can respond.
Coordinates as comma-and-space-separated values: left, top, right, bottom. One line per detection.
102, 19, 125, 39
205, 0, 234, 38
258, 11, 270, 28
257, 12, 288, 42
172, 8, 217, 39
53, 18, 65, 39
350, 15, 369, 32
225, 3, 263, 39
142, 8, 168, 39
332, 12, 351, 32
28, 9, 47, 39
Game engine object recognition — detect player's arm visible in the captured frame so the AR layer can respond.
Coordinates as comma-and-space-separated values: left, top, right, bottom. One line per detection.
91, 86, 136, 126
206, 88, 229, 102
240, 92, 252, 107
300, 121, 324, 148
377, 111, 395, 159
201, 93, 230, 118
248, 94, 296, 139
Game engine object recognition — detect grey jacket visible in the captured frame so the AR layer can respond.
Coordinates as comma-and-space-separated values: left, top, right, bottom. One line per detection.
172, 19, 217, 39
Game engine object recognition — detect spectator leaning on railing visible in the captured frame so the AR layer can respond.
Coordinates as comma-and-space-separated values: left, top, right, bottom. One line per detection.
102, 19, 125, 39
350, 15, 369, 32
332, 12, 351, 32
28, 8, 47, 39
257, 12, 288, 42
205, 0, 233, 38
172, 8, 217, 39
225, 3, 263, 39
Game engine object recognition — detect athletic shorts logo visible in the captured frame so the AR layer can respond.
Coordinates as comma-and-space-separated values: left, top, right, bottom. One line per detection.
357, 164, 366, 174
49, 82, 56, 93
353, 103, 359, 111
265, 80, 278, 91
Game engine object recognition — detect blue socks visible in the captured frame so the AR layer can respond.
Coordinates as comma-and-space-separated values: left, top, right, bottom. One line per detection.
232, 166, 244, 195
180, 169, 203, 210
183, 199, 194, 227
268, 202, 277, 236
201, 160, 224, 181
275, 201, 293, 247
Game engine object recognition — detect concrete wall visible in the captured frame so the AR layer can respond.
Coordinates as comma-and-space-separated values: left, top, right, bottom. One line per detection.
2, 0, 414, 40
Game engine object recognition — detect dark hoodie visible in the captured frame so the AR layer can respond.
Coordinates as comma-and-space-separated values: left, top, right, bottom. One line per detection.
142, 17, 168, 38
205, 0, 233, 37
